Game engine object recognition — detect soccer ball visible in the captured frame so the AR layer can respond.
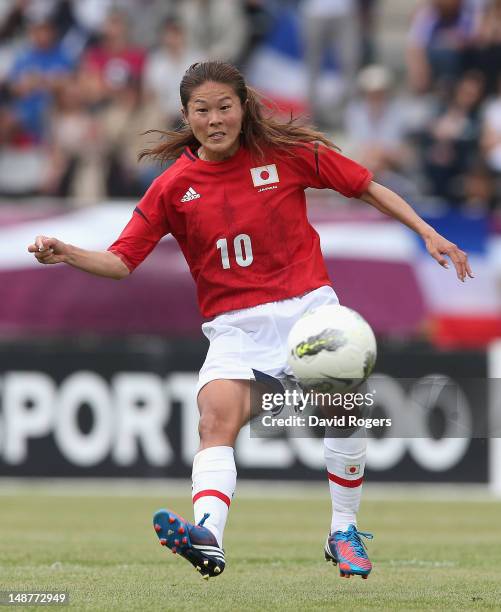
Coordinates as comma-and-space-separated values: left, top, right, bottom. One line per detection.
287, 305, 377, 392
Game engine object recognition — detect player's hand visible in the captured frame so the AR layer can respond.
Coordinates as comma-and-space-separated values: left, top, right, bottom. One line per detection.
423, 230, 473, 282
27, 235, 68, 265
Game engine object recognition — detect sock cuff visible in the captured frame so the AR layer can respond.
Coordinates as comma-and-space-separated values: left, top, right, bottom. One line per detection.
192, 445, 236, 477
324, 436, 367, 456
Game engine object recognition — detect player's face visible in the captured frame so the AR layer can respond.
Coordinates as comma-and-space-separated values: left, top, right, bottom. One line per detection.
184, 81, 244, 161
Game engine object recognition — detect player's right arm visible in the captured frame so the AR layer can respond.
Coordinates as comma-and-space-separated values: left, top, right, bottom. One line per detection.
27, 236, 130, 279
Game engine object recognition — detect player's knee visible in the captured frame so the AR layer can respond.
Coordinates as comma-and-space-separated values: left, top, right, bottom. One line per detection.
198, 406, 231, 442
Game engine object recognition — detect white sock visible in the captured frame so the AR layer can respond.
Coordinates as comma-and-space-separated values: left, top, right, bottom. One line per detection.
192, 445, 236, 547
324, 433, 367, 533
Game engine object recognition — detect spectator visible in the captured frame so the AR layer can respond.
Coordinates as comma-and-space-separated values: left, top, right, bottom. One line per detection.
300, 0, 360, 125
176, 0, 247, 64
42, 70, 165, 202
345, 65, 409, 174
0, 0, 26, 44
81, 9, 146, 106
344, 64, 416, 198
41, 73, 106, 201
481, 75, 501, 181
406, 0, 480, 95
471, 0, 501, 95
1, 1, 118, 68
419, 70, 485, 203
236, 0, 273, 70
7, 14, 72, 142
462, 160, 496, 212
358, 0, 379, 67
100, 77, 165, 197
0, 1, 26, 111
143, 18, 198, 128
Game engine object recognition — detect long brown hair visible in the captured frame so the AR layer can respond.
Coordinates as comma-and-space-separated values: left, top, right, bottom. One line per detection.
139, 61, 337, 163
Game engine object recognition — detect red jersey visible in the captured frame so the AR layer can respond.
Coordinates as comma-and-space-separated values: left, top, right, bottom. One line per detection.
108, 143, 372, 318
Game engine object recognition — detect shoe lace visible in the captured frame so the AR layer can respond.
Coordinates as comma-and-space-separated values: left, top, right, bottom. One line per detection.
197, 512, 210, 527
339, 527, 373, 557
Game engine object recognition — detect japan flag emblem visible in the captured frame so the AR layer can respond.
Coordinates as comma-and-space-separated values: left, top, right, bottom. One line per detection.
250, 164, 279, 187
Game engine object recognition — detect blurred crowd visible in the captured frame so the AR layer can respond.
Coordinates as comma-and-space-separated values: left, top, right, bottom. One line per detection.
350, 0, 501, 214
0, 0, 500, 212
0, 0, 267, 200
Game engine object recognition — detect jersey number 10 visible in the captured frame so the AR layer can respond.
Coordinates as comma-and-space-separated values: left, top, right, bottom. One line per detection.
216, 234, 254, 269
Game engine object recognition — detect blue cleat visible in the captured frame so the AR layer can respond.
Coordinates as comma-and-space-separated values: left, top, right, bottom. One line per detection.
324, 524, 373, 579
153, 509, 225, 579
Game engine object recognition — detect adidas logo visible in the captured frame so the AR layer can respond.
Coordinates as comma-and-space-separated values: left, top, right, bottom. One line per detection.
181, 187, 201, 202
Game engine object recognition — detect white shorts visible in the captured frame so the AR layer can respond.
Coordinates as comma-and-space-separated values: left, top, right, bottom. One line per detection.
197, 285, 340, 395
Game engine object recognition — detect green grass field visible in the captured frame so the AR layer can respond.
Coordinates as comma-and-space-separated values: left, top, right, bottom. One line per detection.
1, 485, 500, 611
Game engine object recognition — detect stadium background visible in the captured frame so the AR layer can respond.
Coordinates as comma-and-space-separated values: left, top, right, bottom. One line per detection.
1, 0, 501, 493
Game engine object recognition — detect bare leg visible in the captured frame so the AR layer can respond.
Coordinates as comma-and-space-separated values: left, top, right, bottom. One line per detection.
197, 379, 251, 449
153, 379, 251, 577
191, 379, 250, 546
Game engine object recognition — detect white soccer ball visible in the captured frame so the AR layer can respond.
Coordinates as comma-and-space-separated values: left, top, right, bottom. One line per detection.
287, 304, 377, 392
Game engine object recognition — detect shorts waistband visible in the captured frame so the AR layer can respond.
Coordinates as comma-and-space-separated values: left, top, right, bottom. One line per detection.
206, 286, 333, 321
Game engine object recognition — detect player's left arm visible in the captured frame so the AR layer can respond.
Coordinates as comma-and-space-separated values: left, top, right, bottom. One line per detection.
359, 181, 474, 282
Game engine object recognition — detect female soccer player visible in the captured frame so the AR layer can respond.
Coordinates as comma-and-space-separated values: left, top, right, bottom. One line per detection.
28, 61, 473, 581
